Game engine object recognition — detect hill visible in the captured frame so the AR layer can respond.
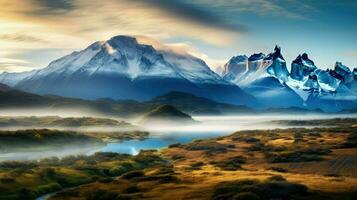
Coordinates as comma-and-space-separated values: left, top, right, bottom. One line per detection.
139, 105, 197, 125
146, 91, 254, 115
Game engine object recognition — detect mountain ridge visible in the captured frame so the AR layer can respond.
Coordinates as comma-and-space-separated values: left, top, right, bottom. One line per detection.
0, 35, 254, 106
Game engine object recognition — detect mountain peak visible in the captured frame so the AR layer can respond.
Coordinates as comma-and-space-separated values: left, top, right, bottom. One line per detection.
292, 53, 315, 66
264, 45, 285, 61
248, 53, 265, 61
109, 35, 138, 44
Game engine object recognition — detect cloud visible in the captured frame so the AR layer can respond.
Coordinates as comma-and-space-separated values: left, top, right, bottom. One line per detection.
27, 0, 77, 16
0, 33, 46, 43
0, 58, 34, 73
132, 0, 248, 32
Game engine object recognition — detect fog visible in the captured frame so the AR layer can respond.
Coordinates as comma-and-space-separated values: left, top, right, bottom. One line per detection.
0, 110, 356, 161
139, 114, 357, 134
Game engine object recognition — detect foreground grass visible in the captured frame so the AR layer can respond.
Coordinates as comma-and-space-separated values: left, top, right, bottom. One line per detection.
0, 151, 165, 199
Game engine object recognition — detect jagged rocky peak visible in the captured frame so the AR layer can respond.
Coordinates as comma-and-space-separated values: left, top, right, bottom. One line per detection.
247, 53, 266, 72
334, 62, 351, 77
248, 53, 265, 62
291, 53, 317, 81
293, 53, 315, 66
222, 55, 248, 76
303, 74, 320, 90
314, 69, 341, 92
264, 45, 285, 61
265, 45, 289, 81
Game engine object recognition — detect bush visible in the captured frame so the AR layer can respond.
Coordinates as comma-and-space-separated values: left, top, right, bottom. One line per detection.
185, 141, 228, 153
86, 189, 123, 200
38, 167, 56, 178
0, 176, 15, 183
121, 170, 145, 180
123, 185, 140, 194
36, 183, 62, 194
266, 148, 331, 163
269, 167, 288, 173
190, 161, 204, 170
233, 192, 260, 200
168, 143, 181, 148
212, 179, 308, 200
97, 177, 114, 183
211, 156, 246, 171
267, 175, 286, 182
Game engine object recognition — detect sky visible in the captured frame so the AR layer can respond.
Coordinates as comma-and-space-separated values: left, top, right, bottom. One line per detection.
0, 0, 356, 73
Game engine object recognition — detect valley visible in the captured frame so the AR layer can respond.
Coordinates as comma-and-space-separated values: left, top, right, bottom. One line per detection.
1, 2, 356, 200
0, 118, 356, 200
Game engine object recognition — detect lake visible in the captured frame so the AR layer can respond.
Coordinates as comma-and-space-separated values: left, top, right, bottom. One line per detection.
1, 114, 354, 161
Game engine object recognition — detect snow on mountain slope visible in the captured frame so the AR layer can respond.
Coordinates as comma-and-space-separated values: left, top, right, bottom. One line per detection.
222, 46, 303, 108
1, 35, 254, 106
290, 53, 317, 81
222, 55, 248, 83
222, 45, 357, 111
0, 70, 36, 87
223, 46, 289, 87
160, 50, 224, 84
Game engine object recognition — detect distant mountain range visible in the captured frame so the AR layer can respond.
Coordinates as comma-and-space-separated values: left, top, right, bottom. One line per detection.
0, 35, 356, 112
221, 46, 357, 112
0, 84, 256, 116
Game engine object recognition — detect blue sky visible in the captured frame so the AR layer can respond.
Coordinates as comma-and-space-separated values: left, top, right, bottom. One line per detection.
0, 0, 356, 72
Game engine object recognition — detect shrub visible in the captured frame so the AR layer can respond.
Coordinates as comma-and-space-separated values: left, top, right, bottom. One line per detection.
168, 143, 181, 148
97, 177, 114, 183
190, 161, 204, 170
0, 176, 15, 183
36, 183, 62, 194
232, 192, 260, 200
267, 175, 286, 182
185, 141, 228, 153
212, 179, 308, 200
211, 156, 246, 171
86, 189, 123, 200
123, 185, 140, 194
121, 170, 145, 180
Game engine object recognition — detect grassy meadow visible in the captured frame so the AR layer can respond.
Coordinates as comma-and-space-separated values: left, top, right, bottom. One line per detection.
0, 118, 356, 200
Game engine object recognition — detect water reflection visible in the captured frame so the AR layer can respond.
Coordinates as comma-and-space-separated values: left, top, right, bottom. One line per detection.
1, 114, 355, 161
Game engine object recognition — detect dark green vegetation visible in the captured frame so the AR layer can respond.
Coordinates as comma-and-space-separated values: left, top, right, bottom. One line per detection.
0, 129, 102, 152
0, 151, 166, 200
212, 177, 357, 200
212, 177, 308, 200
0, 129, 148, 153
139, 105, 197, 125
0, 116, 131, 128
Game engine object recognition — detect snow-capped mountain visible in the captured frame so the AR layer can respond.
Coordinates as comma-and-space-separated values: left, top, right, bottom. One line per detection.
222, 46, 357, 111
0, 35, 254, 106
223, 46, 303, 108
222, 55, 248, 83
290, 53, 317, 81
0, 70, 36, 87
